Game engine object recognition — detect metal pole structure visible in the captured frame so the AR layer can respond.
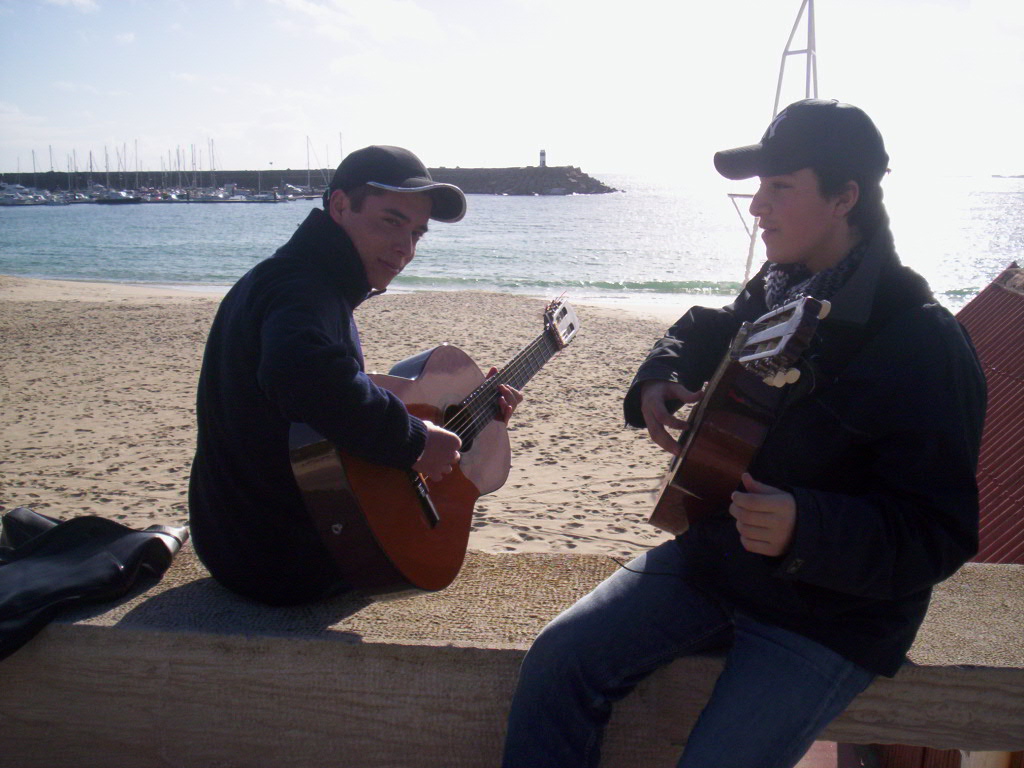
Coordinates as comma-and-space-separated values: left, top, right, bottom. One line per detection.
733, 0, 818, 283
773, 0, 818, 118
806, 0, 818, 101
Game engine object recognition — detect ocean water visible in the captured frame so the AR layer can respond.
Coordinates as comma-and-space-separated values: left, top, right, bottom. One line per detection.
1, 173, 1021, 314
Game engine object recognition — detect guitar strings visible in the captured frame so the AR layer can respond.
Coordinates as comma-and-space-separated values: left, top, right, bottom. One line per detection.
443, 332, 560, 441
447, 369, 531, 440
443, 345, 536, 437
442, 304, 568, 442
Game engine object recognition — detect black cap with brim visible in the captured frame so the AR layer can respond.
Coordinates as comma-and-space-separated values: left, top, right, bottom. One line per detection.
714, 144, 779, 181
713, 99, 889, 183
324, 145, 467, 223
366, 180, 466, 223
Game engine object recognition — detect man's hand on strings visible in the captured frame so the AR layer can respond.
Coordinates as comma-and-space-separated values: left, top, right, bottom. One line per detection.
729, 473, 797, 557
487, 366, 523, 424
639, 380, 702, 455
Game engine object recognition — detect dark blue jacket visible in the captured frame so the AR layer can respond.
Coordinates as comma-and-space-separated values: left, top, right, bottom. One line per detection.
624, 227, 987, 676
188, 208, 427, 603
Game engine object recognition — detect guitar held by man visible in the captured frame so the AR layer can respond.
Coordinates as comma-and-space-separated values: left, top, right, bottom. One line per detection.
289, 298, 579, 598
649, 295, 829, 535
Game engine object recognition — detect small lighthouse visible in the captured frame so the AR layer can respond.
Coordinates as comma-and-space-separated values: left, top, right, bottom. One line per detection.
539, 149, 547, 168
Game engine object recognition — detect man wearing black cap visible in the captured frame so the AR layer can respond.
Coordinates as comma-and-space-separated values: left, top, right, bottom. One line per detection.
188, 145, 519, 606
502, 101, 987, 767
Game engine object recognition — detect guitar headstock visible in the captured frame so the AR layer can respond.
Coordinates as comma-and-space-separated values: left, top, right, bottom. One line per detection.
544, 297, 580, 349
732, 296, 830, 387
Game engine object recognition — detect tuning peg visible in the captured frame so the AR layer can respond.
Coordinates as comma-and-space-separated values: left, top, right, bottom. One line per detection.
762, 367, 801, 387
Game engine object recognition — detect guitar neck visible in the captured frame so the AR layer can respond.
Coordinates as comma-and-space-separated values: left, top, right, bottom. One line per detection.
495, 330, 561, 391
446, 330, 560, 444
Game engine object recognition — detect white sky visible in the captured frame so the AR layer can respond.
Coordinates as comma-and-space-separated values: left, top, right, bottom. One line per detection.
1, 0, 1022, 180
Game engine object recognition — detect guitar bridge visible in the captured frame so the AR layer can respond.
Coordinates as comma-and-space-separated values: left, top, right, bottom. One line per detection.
409, 470, 441, 528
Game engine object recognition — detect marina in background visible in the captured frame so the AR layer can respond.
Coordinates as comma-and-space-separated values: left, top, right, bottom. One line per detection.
0, 155, 615, 206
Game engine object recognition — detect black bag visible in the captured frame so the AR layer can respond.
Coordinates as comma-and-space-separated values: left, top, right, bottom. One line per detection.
0, 507, 188, 661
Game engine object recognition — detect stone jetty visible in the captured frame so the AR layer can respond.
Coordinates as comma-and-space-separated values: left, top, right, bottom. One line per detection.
429, 165, 616, 195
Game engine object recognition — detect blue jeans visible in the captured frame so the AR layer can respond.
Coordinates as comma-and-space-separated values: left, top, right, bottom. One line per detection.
502, 540, 875, 768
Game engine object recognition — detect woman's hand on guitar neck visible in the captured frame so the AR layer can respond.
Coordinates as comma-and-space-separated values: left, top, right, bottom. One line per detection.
639, 380, 702, 455
413, 421, 462, 481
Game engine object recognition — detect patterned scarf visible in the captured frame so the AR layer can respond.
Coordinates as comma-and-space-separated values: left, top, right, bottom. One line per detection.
763, 240, 868, 310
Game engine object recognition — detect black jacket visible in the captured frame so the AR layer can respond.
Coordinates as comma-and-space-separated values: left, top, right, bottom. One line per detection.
188, 208, 428, 604
623, 228, 987, 676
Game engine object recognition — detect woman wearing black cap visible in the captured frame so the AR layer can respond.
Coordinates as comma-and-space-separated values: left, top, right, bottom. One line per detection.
502, 101, 987, 768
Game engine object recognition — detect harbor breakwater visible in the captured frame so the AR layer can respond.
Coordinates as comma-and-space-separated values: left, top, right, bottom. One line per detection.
2, 165, 617, 197
430, 166, 616, 195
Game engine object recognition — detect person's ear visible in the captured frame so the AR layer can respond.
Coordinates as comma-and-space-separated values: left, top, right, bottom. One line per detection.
327, 189, 349, 225
833, 180, 860, 218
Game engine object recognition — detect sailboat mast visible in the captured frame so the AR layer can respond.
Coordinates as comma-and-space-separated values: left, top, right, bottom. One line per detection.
209, 138, 217, 188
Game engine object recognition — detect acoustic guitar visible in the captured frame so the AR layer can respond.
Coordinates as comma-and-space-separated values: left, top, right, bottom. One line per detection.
289, 298, 579, 598
648, 296, 829, 535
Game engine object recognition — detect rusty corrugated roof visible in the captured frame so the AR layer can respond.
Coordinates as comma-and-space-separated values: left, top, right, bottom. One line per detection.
955, 263, 1024, 565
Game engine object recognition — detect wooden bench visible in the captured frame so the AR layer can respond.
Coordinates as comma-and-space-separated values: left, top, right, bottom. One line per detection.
3, 547, 1022, 767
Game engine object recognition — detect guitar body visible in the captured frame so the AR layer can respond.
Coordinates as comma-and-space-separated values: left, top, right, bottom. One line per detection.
290, 297, 580, 599
648, 357, 782, 535
648, 296, 828, 536
290, 345, 510, 598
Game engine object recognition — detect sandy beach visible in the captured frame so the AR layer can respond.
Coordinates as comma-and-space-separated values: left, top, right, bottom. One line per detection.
0, 274, 685, 560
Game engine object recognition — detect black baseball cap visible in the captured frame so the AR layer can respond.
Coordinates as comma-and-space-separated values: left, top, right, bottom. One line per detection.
713, 99, 889, 183
324, 145, 466, 223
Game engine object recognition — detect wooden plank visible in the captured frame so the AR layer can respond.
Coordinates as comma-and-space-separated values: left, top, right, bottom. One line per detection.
1, 550, 1022, 767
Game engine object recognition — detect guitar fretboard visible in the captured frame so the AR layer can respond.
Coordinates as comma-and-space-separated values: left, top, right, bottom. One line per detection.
443, 330, 560, 444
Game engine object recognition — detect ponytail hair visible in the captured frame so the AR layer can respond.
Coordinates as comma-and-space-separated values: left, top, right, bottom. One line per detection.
816, 166, 889, 237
